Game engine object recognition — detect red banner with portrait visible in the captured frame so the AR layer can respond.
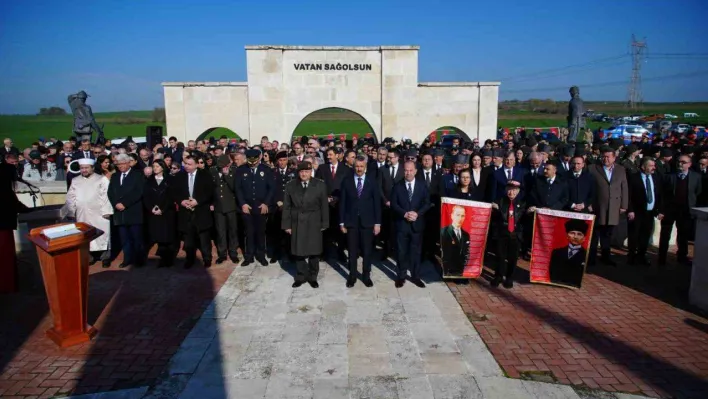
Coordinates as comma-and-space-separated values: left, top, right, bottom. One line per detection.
530, 209, 595, 289
440, 197, 492, 279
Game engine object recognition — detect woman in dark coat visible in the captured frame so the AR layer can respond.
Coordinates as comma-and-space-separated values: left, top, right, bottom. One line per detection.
143, 160, 177, 267
282, 161, 329, 288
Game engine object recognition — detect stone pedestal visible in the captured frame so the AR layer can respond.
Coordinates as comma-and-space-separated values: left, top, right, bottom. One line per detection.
689, 208, 708, 311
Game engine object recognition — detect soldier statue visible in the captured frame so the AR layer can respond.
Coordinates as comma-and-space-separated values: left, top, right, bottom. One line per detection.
567, 86, 586, 143
68, 90, 105, 145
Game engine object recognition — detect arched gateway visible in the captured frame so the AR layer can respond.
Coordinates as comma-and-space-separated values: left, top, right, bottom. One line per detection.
163, 45, 500, 146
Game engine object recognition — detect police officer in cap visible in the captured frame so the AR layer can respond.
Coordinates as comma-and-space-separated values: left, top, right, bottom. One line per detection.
235, 149, 275, 266
269, 150, 294, 262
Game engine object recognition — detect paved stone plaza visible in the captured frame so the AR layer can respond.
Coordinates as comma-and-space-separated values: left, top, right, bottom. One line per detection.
140, 259, 652, 399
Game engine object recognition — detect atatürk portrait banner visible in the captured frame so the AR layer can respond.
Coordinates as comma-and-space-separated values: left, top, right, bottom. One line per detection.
440, 197, 492, 279
530, 209, 595, 289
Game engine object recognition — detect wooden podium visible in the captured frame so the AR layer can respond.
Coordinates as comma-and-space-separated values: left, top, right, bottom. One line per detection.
28, 222, 102, 348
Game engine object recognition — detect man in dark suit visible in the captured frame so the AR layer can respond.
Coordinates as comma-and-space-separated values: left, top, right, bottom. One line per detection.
316, 147, 352, 261
0, 138, 20, 163
528, 163, 569, 211
107, 153, 145, 268
378, 149, 404, 258
418, 152, 444, 261
72, 137, 95, 161
566, 155, 595, 213
440, 205, 470, 276
698, 157, 708, 207
339, 156, 382, 288
554, 146, 574, 174
549, 219, 589, 288
627, 157, 662, 266
235, 149, 275, 266
658, 154, 702, 266
210, 155, 240, 264
440, 155, 466, 197
390, 161, 432, 288
174, 156, 215, 268
489, 151, 526, 202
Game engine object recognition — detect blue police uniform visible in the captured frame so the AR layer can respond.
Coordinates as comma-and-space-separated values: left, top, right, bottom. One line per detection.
234, 162, 275, 264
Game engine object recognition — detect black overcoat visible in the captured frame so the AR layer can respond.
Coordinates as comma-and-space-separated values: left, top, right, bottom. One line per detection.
142, 175, 177, 244
282, 178, 329, 256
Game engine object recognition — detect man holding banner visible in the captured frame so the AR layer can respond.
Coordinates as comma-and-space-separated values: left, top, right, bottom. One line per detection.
491, 180, 525, 288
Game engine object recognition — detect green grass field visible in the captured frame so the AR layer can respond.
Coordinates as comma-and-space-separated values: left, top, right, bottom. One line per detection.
3, 102, 707, 149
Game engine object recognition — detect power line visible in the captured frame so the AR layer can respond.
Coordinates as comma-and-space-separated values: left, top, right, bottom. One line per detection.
506, 59, 629, 83
501, 70, 708, 94
498, 54, 629, 82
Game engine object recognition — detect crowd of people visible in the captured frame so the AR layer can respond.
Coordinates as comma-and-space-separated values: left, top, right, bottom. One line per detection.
1, 127, 706, 289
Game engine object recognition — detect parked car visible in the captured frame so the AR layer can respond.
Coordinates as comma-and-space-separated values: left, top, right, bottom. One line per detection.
597, 125, 653, 144
672, 124, 691, 134
664, 114, 678, 119
592, 113, 607, 122
684, 112, 699, 118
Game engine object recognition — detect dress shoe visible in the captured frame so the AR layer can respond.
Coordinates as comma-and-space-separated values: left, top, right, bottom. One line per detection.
637, 257, 651, 266
102, 260, 112, 268
292, 281, 303, 288
269, 257, 278, 264
337, 252, 348, 263
215, 256, 227, 265
184, 261, 194, 269
241, 258, 254, 267
204, 260, 212, 268
230, 256, 241, 264
503, 279, 514, 289
118, 262, 130, 268
410, 278, 426, 288
363, 278, 374, 288
308, 281, 319, 288
490, 279, 501, 288
346, 279, 356, 288
626, 256, 635, 265
395, 279, 405, 288
257, 257, 269, 266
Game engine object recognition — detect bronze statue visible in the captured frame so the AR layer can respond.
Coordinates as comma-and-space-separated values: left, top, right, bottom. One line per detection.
68, 90, 105, 145
567, 86, 585, 143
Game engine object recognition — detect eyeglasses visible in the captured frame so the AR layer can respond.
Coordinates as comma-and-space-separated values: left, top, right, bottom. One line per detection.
679, 161, 690, 164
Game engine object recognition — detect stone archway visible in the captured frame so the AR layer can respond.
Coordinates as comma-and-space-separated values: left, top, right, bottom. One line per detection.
196, 127, 241, 143
290, 107, 378, 145
428, 126, 472, 144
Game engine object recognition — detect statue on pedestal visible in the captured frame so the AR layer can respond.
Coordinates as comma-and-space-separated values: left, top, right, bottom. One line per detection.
68, 91, 105, 145
567, 86, 586, 143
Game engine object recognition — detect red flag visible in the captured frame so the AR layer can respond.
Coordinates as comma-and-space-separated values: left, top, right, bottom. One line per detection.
339, 134, 346, 141
440, 198, 492, 279
442, 130, 449, 136
327, 133, 334, 140
364, 133, 371, 138
429, 131, 437, 141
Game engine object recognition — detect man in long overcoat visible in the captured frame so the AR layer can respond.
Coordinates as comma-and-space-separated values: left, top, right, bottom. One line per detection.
282, 161, 329, 288
588, 146, 628, 266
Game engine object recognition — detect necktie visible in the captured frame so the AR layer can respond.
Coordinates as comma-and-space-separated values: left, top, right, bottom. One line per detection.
331, 164, 336, 178
531, 170, 535, 176
454, 175, 458, 184
508, 202, 515, 233
189, 173, 195, 197
85, 151, 89, 158
357, 177, 363, 198
574, 173, 580, 178
425, 171, 431, 186
645, 175, 653, 203
507, 169, 512, 180
680, 173, 686, 180
121, 173, 127, 185
303, 181, 308, 189
455, 228, 461, 241
391, 166, 396, 179
407, 182, 413, 201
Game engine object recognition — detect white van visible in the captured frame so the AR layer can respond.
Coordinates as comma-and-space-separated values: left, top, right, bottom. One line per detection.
684, 112, 699, 118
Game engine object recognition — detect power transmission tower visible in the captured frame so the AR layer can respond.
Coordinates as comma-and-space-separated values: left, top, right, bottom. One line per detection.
627, 34, 647, 111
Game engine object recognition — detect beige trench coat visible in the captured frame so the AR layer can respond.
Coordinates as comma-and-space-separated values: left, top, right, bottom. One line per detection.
589, 164, 628, 226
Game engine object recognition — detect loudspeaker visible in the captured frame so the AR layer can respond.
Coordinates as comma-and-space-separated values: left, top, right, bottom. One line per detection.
146, 126, 163, 149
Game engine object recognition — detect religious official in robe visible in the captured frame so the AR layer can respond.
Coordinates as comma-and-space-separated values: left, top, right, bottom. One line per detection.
282, 161, 329, 288
64, 158, 113, 267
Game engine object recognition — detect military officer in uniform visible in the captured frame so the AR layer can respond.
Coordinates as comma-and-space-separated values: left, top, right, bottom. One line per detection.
235, 149, 275, 266
269, 151, 294, 263
210, 154, 240, 264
